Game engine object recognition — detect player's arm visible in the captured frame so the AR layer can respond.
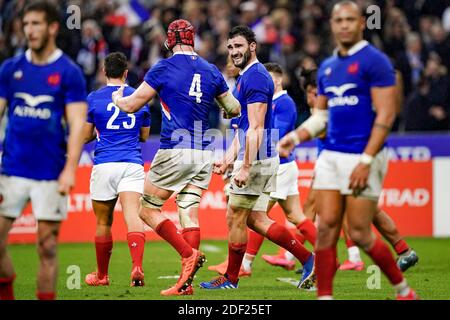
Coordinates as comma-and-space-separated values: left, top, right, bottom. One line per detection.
233, 102, 265, 187
139, 126, 150, 142
59, 101, 88, 194
216, 91, 241, 118
82, 122, 97, 143
364, 86, 397, 157
112, 82, 157, 114
0, 98, 6, 119
214, 132, 240, 175
277, 96, 328, 157
395, 70, 404, 115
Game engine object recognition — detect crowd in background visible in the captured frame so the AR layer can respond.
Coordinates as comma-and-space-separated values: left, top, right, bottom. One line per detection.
1, 0, 450, 134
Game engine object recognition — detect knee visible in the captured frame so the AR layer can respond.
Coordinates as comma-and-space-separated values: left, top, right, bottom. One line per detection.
226, 211, 248, 230
38, 237, 58, 260
348, 227, 370, 247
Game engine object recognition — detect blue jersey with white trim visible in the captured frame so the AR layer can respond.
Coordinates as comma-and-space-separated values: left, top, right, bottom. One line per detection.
0, 50, 86, 180
144, 52, 229, 150
272, 91, 296, 164
233, 61, 276, 160
87, 86, 151, 165
317, 41, 395, 154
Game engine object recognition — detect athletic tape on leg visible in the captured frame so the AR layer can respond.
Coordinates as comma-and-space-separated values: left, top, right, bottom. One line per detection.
176, 188, 202, 228
141, 194, 165, 209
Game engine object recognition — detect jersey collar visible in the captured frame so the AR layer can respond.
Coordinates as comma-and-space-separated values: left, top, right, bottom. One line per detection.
333, 40, 369, 57
172, 51, 198, 56
239, 59, 259, 75
25, 48, 63, 65
273, 90, 287, 100
106, 83, 129, 87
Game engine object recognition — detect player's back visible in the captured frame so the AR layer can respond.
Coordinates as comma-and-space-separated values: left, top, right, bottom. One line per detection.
87, 85, 150, 165
144, 52, 228, 150
0, 50, 86, 180
272, 90, 296, 164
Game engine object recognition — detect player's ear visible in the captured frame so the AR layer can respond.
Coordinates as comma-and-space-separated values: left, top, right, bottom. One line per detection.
123, 70, 128, 81
250, 42, 256, 52
48, 21, 59, 38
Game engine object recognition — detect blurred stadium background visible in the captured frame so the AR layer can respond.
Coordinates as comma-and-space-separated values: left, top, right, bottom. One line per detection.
1, 0, 450, 300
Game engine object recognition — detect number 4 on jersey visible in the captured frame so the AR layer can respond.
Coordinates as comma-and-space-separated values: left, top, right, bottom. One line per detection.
189, 73, 202, 103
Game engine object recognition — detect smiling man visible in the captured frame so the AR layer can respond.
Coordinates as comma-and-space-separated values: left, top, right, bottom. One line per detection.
200, 26, 315, 290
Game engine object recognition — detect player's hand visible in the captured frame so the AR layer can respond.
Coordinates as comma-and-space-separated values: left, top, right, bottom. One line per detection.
112, 85, 124, 106
234, 166, 250, 188
58, 167, 76, 195
349, 163, 370, 196
277, 135, 295, 158
213, 158, 228, 175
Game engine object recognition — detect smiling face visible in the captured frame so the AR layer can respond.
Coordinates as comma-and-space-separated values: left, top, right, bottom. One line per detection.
227, 35, 256, 69
23, 10, 58, 53
330, 3, 365, 49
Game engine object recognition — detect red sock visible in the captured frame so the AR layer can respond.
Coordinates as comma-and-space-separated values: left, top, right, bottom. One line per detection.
365, 238, 404, 285
0, 274, 15, 300
36, 291, 55, 300
246, 230, 265, 256
266, 223, 311, 264
225, 243, 246, 283
393, 239, 410, 255
346, 238, 356, 248
127, 232, 145, 269
297, 219, 317, 246
155, 219, 193, 258
182, 227, 201, 249
316, 247, 337, 297
295, 232, 306, 245
95, 235, 113, 278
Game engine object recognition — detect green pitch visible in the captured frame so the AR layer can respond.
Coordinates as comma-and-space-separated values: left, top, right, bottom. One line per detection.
8, 238, 450, 300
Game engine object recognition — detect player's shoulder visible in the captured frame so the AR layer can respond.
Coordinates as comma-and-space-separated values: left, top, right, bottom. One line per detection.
318, 55, 337, 74
361, 43, 392, 65
244, 62, 272, 82
0, 54, 26, 73
58, 52, 83, 72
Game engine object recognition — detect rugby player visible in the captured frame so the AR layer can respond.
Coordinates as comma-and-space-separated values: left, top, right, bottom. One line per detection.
278, 1, 418, 299
0, 1, 87, 300
111, 19, 241, 295
200, 26, 315, 290
82, 52, 150, 287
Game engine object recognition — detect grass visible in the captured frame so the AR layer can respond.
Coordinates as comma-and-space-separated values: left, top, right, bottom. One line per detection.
8, 238, 450, 300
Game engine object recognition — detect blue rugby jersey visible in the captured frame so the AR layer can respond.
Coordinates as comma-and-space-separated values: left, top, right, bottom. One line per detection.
233, 60, 276, 160
87, 85, 150, 165
0, 49, 86, 180
317, 41, 395, 154
144, 52, 229, 150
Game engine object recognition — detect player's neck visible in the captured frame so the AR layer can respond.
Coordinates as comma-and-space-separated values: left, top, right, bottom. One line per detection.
106, 78, 126, 86
337, 38, 363, 56
172, 45, 196, 54
30, 43, 58, 65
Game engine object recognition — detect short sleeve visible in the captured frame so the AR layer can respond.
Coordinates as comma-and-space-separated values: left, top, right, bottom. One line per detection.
317, 66, 326, 96
212, 65, 229, 97
142, 104, 151, 127
367, 52, 396, 88
0, 60, 12, 99
64, 63, 87, 104
86, 93, 95, 123
144, 61, 166, 92
245, 72, 271, 104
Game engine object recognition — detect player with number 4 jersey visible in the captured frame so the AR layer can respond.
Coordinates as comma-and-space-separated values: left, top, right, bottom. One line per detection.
111, 19, 241, 296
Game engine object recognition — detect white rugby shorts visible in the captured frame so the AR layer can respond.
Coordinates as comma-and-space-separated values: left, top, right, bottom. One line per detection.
313, 149, 388, 200
0, 175, 68, 221
90, 162, 145, 201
